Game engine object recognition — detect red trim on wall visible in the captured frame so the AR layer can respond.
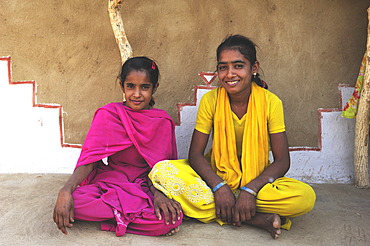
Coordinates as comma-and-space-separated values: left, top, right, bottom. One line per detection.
288, 108, 342, 152
176, 85, 217, 126
198, 72, 217, 87
1, 56, 81, 149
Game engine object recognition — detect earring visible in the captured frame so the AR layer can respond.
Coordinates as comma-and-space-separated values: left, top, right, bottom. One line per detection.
253, 72, 257, 79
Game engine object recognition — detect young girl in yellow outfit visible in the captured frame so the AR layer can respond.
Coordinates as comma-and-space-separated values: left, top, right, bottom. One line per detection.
149, 34, 316, 239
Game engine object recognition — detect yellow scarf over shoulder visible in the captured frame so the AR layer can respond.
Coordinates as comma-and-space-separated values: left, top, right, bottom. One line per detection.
211, 82, 269, 190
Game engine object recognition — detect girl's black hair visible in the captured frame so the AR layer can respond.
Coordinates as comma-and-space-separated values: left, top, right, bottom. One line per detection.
119, 56, 160, 107
216, 34, 267, 89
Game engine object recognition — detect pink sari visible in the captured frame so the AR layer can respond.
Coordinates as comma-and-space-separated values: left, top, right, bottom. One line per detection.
72, 103, 181, 236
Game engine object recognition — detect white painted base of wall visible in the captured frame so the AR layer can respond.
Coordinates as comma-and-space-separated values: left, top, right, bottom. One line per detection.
0, 57, 368, 183
0, 57, 81, 173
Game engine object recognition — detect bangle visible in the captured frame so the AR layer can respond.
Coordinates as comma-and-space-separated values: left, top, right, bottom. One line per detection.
240, 186, 257, 197
212, 181, 227, 192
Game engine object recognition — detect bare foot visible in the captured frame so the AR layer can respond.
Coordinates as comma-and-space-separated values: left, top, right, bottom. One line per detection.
163, 226, 180, 236
245, 213, 281, 239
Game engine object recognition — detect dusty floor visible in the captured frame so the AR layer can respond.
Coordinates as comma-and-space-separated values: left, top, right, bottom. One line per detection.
0, 174, 369, 246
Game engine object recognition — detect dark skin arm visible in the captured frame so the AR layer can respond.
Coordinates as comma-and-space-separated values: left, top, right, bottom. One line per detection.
188, 129, 236, 224
147, 178, 182, 225
233, 132, 290, 226
53, 162, 95, 235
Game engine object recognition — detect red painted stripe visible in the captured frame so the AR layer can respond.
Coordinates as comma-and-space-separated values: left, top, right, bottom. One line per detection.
176, 85, 216, 126
1, 56, 82, 149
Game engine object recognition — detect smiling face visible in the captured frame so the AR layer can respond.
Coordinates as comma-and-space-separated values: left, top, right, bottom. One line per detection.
122, 70, 157, 110
217, 49, 259, 96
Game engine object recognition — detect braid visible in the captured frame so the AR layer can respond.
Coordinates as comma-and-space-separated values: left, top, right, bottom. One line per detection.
253, 73, 268, 89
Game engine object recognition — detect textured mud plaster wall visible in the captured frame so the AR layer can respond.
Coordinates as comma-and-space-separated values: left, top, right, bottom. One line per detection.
0, 0, 368, 147
0, 1, 122, 144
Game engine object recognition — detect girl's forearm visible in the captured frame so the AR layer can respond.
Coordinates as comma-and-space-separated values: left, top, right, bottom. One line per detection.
61, 162, 95, 193
189, 154, 224, 189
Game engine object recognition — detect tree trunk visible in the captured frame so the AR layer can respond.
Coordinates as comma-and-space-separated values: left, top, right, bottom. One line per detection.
353, 7, 370, 188
108, 0, 133, 64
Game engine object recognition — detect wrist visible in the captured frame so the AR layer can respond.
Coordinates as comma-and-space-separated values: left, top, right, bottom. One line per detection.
212, 180, 227, 193
149, 184, 156, 193
153, 189, 165, 198
60, 185, 74, 194
240, 186, 257, 197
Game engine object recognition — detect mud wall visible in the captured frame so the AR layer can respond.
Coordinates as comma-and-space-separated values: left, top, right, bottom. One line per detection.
0, 0, 368, 147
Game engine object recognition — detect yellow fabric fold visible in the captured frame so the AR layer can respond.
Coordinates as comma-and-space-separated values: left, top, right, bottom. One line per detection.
211, 82, 269, 190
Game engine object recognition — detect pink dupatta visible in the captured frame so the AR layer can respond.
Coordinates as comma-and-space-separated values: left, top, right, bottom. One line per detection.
76, 102, 177, 173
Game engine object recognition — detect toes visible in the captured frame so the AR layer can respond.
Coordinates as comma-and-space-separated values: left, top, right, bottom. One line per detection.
164, 226, 180, 236
271, 229, 281, 239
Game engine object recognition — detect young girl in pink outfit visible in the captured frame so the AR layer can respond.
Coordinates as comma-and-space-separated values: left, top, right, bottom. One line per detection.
53, 57, 182, 237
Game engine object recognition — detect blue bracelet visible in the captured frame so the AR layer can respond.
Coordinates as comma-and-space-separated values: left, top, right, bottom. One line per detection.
240, 186, 257, 197
212, 181, 227, 192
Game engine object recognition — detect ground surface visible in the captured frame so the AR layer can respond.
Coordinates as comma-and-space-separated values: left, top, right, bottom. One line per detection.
1, 174, 369, 246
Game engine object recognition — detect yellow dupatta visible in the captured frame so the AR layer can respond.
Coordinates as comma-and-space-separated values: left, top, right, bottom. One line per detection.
211, 82, 269, 190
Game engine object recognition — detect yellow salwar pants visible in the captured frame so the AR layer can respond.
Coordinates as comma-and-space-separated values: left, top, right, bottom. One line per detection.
149, 159, 316, 230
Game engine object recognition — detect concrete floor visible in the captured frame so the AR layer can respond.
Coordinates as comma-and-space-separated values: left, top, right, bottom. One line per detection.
0, 174, 369, 246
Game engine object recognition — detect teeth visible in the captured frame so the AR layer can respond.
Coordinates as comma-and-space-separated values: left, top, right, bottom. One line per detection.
227, 81, 238, 85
